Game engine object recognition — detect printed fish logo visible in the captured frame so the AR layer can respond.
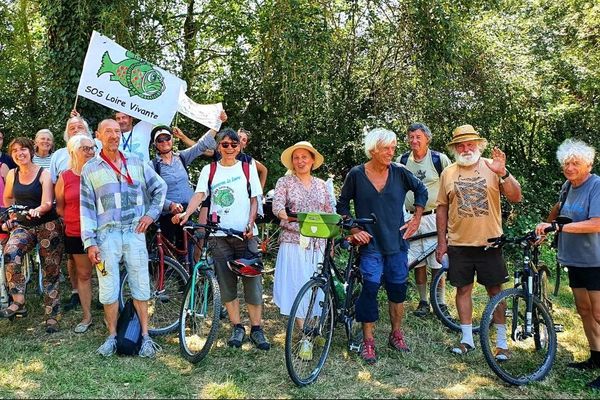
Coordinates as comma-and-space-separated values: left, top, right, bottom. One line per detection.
97, 50, 166, 100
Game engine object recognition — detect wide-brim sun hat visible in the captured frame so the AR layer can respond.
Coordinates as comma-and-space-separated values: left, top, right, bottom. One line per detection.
280, 141, 324, 171
151, 125, 173, 143
447, 124, 486, 146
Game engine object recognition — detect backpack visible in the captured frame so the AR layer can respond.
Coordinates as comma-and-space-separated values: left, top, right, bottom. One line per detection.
116, 299, 142, 356
202, 159, 252, 208
399, 150, 444, 177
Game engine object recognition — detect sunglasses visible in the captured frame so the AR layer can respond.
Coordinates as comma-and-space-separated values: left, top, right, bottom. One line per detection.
80, 145, 97, 153
220, 142, 239, 149
156, 136, 171, 144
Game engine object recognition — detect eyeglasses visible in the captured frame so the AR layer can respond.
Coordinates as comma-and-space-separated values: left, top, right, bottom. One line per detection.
156, 136, 171, 144
220, 142, 239, 149
80, 145, 97, 153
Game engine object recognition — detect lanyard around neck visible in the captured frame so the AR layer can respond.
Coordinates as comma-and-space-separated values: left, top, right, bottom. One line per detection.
100, 150, 133, 185
122, 130, 133, 152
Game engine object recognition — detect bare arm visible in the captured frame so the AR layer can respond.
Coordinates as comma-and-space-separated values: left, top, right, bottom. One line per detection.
500, 174, 522, 203
172, 127, 196, 148
3, 169, 15, 206
55, 174, 65, 217
435, 204, 449, 263
255, 160, 268, 190
37, 169, 54, 215
0, 163, 8, 180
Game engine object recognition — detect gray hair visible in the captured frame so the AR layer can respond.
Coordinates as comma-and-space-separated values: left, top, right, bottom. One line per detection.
363, 128, 397, 159
63, 116, 92, 142
556, 139, 595, 166
407, 122, 432, 140
447, 140, 488, 159
34, 129, 55, 153
66, 134, 94, 170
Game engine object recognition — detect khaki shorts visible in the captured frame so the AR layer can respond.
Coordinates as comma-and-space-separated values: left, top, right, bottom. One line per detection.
407, 213, 440, 270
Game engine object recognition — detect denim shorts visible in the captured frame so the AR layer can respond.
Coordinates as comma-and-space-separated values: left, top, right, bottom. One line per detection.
359, 250, 409, 285
96, 227, 150, 304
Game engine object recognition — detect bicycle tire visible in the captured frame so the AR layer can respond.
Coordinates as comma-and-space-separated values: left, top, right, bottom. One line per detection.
429, 267, 486, 333
285, 278, 335, 387
259, 223, 280, 274
179, 269, 221, 364
120, 256, 189, 336
479, 288, 557, 385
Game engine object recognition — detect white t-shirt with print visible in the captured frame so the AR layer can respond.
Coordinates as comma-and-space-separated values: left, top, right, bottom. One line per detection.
195, 160, 262, 236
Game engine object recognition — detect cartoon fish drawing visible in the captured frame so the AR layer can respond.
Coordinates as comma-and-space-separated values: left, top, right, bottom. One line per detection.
97, 50, 166, 100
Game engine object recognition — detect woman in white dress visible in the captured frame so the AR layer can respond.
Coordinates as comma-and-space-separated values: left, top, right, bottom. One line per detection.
272, 141, 334, 316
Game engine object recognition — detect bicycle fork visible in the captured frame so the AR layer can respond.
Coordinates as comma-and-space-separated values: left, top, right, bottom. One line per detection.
186, 268, 210, 318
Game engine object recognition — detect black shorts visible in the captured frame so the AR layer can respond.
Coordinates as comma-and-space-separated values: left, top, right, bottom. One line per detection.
567, 266, 600, 291
447, 246, 509, 288
64, 235, 85, 255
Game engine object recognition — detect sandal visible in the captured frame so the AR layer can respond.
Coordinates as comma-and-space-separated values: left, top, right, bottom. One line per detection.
0, 301, 27, 319
45, 318, 59, 334
451, 342, 475, 355
74, 319, 93, 334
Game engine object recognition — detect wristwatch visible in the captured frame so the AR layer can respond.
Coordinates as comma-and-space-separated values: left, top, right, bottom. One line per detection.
500, 171, 510, 184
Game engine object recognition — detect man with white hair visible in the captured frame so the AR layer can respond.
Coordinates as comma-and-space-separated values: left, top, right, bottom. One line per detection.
397, 122, 451, 317
435, 124, 522, 357
337, 128, 427, 364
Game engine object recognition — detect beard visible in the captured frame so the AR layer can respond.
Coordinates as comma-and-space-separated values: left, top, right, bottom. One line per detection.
455, 148, 481, 166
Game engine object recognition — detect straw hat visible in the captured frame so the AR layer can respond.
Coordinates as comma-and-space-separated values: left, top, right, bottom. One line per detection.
447, 124, 486, 146
280, 141, 324, 171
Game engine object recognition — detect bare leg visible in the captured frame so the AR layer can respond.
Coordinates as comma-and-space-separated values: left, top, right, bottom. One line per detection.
456, 283, 473, 324
133, 299, 149, 336
73, 254, 93, 324
104, 301, 119, 336
389, 301, 405, 331
573, 288, 600, 351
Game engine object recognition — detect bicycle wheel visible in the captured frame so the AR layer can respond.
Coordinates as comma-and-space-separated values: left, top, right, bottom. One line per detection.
479, 288, 557, 385
285, 278, 335, 387
120, 256, 189, 336
258, 223, 280, 274
429, 267, 488, 333
179, 269, 221, 363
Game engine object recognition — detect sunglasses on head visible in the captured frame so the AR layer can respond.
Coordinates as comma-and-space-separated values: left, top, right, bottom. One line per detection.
220, 142, 239, 149
156, 136, 171, 144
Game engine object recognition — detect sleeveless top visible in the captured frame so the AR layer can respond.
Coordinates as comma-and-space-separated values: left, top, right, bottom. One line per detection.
13, 167, 58, 226
61, 169, 82, 237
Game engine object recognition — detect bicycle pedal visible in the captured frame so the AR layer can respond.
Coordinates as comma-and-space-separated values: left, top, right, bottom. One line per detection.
554, 324, 564, 333
349, 342, 362, 353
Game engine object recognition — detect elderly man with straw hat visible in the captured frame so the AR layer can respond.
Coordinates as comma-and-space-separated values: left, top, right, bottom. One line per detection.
435, 124, 522, 357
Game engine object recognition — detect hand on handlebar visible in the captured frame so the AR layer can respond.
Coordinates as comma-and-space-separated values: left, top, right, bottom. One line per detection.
348, 229, 372, 246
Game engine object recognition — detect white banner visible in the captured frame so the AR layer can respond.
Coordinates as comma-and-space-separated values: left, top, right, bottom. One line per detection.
76, 31, 186, 125
177, 91, 224, 131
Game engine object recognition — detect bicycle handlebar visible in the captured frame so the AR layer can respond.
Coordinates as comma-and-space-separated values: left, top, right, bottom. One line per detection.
485, 217, 572, 250
182, 221, 244, 240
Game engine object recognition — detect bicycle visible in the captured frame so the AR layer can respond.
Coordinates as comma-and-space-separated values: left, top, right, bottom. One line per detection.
178, 217, 245, 364
284, 211, 375, 387
256, 196, 281, 274
405, 231, 488, 333
119, 221, 191, 336
478, 217, 569, 385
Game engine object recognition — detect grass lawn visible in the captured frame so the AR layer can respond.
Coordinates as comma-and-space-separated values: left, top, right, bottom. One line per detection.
0, 269, 598, 399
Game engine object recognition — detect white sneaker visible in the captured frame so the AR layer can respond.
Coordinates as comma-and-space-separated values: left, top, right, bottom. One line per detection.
96, 336, 117, 357
139, 336, 162, 358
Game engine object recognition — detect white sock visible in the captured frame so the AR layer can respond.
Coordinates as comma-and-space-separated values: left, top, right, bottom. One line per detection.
460, 324, 474, 348
416, 283, 427, 302
495, 323, 507, 349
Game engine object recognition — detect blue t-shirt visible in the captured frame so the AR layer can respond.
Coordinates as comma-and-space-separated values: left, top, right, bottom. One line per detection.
337, 163, 428, 255
558, 174, 600, 267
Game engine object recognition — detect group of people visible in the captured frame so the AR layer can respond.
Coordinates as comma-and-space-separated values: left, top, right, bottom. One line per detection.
0, 112, 599, 389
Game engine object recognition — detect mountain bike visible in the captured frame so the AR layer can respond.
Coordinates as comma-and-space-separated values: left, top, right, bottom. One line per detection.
284, 212, 375, 387
179, 217, 245, 364
119, 221, 190, 336
406, 231, 487, 333
478, 217, 569, 385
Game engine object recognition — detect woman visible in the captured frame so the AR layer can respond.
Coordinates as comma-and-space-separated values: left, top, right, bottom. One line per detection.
33, 129, 54, 169
55, 135, 96, 333
0, 137, 64, 333
535, 139, 600, 390
272, 141, 333, 316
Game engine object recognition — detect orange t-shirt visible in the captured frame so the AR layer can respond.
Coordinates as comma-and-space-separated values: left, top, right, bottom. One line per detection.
436, 158, 502, 246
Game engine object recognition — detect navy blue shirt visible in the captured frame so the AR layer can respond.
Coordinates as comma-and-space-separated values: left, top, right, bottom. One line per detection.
0, 153, 16, 170
337, 163, 428, 255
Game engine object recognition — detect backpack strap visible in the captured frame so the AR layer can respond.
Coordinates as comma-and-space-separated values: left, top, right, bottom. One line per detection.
152, 157, 161, 175
399, 151, 409, 166
430, 150, 444, 177
242, 159, 251, 198
558, 180, 571, 214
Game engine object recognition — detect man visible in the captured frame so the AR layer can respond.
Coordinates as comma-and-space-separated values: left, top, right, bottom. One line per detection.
174, 128, 270, 351
115, 112, 153, 164
0, 129, 17, 169
81, 119, 166, 358
397, 123, 451, 317
337, 128, 428, 364
151, 114, 225, 250
435, 124, 521, 357
237, 128, 268, 190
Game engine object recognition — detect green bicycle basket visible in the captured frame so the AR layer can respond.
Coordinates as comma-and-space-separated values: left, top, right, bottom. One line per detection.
297, 212, 342, 239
